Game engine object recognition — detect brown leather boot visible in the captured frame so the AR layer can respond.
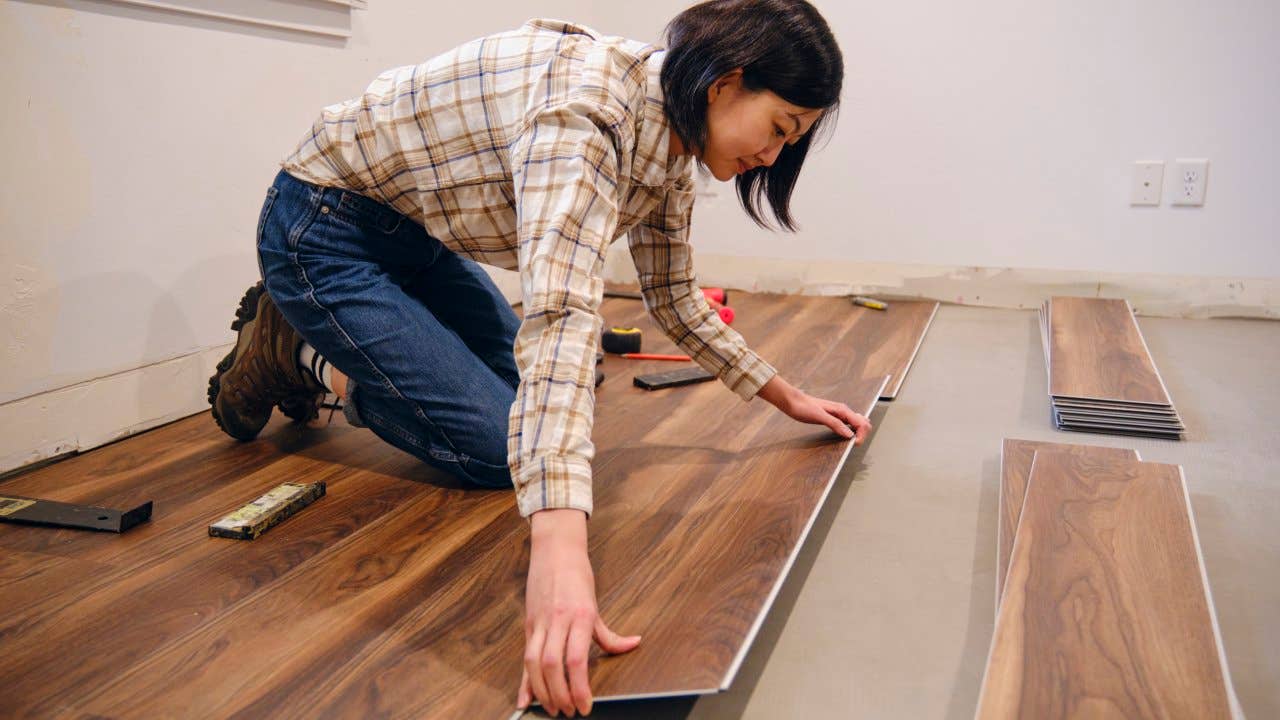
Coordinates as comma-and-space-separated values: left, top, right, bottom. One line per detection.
208, 282, 324, 440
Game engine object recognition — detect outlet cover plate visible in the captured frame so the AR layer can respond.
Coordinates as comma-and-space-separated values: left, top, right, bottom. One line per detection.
1172, 158, 1209, 206
1130, 161, 1164, 206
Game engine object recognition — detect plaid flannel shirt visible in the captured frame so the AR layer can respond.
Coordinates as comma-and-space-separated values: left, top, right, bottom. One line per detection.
282, 19, 777, 517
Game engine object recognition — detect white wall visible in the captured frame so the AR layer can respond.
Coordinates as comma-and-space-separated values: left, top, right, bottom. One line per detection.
585, 0, 1280, 279
0, 0, 588, 470
3, 0, 1277, 471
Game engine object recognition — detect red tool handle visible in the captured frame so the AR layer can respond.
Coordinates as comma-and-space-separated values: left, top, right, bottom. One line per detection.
701, 289, 735, 325
621, 353, 692, 361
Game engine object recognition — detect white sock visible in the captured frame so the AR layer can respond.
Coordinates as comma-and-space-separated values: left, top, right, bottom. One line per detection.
297, 342, 333, 393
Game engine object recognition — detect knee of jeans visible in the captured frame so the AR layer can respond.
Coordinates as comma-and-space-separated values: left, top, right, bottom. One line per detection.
460, 453, 512, 489
458, 427, 512, 488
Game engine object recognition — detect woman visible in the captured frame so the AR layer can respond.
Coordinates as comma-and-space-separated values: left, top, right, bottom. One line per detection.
208, 0, 869, 715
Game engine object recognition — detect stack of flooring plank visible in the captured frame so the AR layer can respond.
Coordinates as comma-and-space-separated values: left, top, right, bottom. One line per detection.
1038, 296, 1185, 440
979, 438, 1242, 719
0, 291, 939, 718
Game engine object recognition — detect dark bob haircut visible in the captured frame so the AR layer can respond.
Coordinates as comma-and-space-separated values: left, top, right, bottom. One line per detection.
661, 0, 843, 231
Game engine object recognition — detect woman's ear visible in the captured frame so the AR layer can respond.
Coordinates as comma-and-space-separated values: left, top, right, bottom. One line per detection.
707, 68, 745, 105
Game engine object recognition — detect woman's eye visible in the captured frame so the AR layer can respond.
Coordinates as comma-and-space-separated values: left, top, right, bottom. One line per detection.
774, 126, 786, 139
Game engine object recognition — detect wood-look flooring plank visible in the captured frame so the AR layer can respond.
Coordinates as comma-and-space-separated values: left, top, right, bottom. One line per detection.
2, 291, 897, 718
0, 420, 429, 647
1047, 297, 1174, 406
826, 300, 937, 400
978, 452, 1238, 719
996, 440, 1138, 612
289, 294, 888, 711
70, 481, 512, 718
3, 459, 437, 717
589, 375, 888, 697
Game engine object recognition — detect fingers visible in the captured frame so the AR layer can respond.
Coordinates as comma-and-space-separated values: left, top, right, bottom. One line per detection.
524, 626, 552, 715
541, 615, 574, 716
517, 667, 532, 709
820, 400, 873, 444
852, 414, 872, 443
826, 413, 855, 439
566, 615, 594, 716
594, 616, 643, 655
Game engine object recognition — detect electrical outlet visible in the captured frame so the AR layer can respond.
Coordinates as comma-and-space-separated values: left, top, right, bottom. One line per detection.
1130, 161, 1164, 206
1172, 158, 1208, 206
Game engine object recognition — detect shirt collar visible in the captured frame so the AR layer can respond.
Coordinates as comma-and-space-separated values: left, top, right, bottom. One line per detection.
639, 51, 693, 187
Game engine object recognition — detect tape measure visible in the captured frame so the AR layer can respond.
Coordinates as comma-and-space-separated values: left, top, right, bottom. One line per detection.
602, 326, 642, 354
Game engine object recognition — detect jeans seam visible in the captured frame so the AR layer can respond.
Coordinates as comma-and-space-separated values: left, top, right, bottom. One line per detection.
358, 405, 455, 461
287, 246, 466, 459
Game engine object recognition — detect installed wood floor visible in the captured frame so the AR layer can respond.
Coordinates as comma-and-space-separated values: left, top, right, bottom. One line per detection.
0, 291, 914, 718
979, 451, 1237, 719
841, 300, 937, 400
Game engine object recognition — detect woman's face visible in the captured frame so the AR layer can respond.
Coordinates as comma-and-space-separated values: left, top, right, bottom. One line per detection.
699, 69, 824, 182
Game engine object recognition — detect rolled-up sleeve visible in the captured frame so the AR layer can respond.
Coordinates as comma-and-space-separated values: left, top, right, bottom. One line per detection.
627, 177, 777, 401
507, 101, 623, 519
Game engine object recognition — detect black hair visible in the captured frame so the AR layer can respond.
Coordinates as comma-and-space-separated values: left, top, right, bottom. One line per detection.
661, 0, 843, 231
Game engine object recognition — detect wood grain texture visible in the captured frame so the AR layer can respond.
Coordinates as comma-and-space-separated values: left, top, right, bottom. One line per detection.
979, 452, 1238, 719
0, 291, 892, 718
1046, 296, 1173, 406
996, 440, 1138, 612
848, 300, 938, 399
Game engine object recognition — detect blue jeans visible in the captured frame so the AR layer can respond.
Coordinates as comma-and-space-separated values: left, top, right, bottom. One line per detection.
256, 169, 520, 488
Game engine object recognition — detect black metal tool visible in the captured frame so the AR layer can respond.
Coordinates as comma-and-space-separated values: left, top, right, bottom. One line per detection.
633, 366, 715, 390
0, 494, 153, 533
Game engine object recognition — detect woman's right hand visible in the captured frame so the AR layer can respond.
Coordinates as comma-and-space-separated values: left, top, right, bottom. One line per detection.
518, 508, 642, 717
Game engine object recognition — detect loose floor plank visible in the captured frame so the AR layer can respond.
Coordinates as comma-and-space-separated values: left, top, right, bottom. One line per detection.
1046, 296, 1174, 406
1039, 297, 1184, 439
996, 439, 1138, 611
1, 291, 893, 718
978, 452, 1239, 719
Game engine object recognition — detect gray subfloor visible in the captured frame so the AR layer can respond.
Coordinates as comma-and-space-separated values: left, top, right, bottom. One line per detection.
526, 304, 1280, 719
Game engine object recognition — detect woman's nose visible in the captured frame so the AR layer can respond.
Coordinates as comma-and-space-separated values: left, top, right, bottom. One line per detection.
755, 139, 784, 168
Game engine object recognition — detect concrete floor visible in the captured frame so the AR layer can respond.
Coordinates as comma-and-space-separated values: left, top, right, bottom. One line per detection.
531, 305, 1280, 719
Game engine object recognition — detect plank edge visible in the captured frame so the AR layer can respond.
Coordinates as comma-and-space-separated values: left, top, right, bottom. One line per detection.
880, 301, 940, 400
718, 374, 890, 691
1179, 466, 1247, 719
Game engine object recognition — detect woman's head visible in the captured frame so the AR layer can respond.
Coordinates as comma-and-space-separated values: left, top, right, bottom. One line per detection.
662, 0, 843, 231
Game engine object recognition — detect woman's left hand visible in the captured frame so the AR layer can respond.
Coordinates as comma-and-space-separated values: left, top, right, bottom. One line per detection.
756, 375, 873, 444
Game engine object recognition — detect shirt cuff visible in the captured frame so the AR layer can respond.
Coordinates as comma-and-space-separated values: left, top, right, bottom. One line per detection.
719, 349, 778, 401
514, 456, 595, 519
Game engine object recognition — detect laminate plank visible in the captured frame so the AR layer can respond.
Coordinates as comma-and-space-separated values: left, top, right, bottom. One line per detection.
2, 463, 435, 717
1052, 416, 1185, 440
978, 453, 1239, 719
0, 420, 428, 644
71, 484, 512, 718
591, 375, 889, 697
1046, 296, 1175, 406
1053, 409, 1185, 429
2, 291, 896, 718
996, 440, 1138, 612
1049, 398, 1179, 417
285, 297, 888, 711
835, 300, 937, 400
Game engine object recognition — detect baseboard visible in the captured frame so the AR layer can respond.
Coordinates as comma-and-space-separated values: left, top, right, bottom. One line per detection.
4, 258, 1273, 477
0, 345, 229, 476
603, 250, 1279, 320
